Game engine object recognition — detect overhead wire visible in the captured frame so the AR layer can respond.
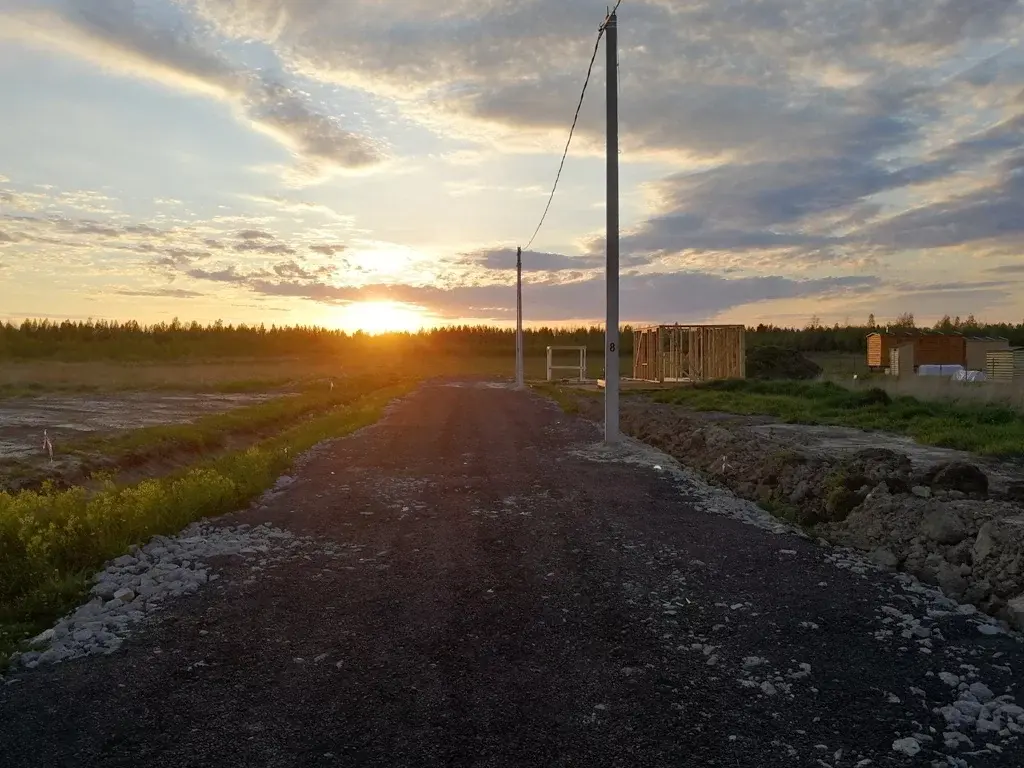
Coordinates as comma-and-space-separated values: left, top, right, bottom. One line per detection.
522, 0, 624, 252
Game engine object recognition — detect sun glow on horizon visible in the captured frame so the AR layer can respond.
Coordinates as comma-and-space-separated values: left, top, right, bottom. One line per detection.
330, 300, 434, 334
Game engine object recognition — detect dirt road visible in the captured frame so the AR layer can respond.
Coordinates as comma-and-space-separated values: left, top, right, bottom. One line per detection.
2, 380, 1022, 767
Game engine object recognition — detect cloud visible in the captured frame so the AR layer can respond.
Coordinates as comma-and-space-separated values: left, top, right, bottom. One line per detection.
469, 247, 602, 273
986, 264, 1024, 275
180, 258, 880, 322
186, 265, 247, 283
241, 194, 352, 223
58, 219, 122, 238
1, 1, 384, 182
169, 0, 1024, 284
272, 260, 337, 280
183, 1, 1023, 156
236, 229, 274, 240
861, 149, 1024, 251
115, 287, 205, 299
233, 241, 295, 255
309, 244, 346, 255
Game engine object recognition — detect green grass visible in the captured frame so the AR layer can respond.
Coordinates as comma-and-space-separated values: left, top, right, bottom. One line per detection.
653, 379, 1024, 457
531, 383, 582, 414
0, 380, 413, 663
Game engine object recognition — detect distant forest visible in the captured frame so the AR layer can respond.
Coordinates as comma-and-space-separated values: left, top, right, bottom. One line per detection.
2, 314, 1024, 361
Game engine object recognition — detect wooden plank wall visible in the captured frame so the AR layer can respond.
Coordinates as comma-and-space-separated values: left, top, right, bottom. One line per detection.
986, 349, 1024, 383
632, 325, 745, 382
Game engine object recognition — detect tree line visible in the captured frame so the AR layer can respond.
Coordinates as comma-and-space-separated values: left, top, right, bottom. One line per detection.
2, 316, 1023, 361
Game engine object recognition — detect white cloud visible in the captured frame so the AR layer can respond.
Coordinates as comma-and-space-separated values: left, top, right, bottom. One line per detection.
1, 2, 385, 183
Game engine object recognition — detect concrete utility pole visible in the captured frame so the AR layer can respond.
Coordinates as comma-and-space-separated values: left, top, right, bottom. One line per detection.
603, 11, 620, 442
516, 246, 525, 389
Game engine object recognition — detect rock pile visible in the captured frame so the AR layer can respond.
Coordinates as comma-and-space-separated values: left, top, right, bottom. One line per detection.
607, 401, 1024, 630
8, 520, 320, 669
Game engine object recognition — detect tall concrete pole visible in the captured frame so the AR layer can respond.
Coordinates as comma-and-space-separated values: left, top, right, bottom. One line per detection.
516, 246, 525, 389
604, 12, 620, 442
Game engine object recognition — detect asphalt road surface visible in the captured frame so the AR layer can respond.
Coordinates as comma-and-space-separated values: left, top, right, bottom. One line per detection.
2, 380, 1023, 767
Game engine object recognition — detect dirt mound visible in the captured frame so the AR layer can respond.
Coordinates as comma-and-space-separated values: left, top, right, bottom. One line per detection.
746, 345, 822, 380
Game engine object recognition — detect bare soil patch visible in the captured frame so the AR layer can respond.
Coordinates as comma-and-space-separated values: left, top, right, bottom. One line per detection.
0, 392, 284, 491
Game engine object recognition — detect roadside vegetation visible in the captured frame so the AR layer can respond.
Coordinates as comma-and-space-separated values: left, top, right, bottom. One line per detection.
654, 379, 1024, 457
67, 375, 386, 469
0, 379, 413, 662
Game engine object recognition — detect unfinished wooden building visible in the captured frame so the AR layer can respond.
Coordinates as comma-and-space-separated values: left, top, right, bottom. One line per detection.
632, 324, 746, 383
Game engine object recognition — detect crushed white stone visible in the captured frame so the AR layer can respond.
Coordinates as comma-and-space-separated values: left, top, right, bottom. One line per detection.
573, 423, 1024, 766
570, 437, 801, 537
892, 737, 922, 756
8, 519, 330, 670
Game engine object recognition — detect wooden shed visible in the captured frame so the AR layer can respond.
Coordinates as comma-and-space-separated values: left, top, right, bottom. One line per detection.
985, 348, 1024, 383
868, 332, 967, 371
890, 343, 915, 378
965, 336, 1010, 371
867, 332, 914, 369
915, 334, 967, 367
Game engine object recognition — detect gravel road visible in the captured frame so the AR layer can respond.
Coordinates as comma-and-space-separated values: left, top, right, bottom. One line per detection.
2, 379, 1022, 767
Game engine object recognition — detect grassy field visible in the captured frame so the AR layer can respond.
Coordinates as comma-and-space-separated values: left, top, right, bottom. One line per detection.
0, 356, 482, 396
654, 379, 1024, 457
0, 352, 610, 398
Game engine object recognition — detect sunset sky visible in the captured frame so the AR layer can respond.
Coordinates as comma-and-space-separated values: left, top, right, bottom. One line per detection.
1, 0, 1022, 332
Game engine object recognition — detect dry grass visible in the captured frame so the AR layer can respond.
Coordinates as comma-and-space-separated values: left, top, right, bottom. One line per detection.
0, 358, 350, 394
657, 379, 1024, 456
839, 375, 1024, 412
0, 354, 616, 397
0, 355, 542, 395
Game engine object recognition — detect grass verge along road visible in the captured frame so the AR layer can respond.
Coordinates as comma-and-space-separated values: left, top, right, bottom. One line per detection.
654, 379, 1024, 456
0, 379, 413, 662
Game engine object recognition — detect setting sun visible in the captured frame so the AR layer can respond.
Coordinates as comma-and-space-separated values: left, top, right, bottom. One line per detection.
332, 300, 433, 334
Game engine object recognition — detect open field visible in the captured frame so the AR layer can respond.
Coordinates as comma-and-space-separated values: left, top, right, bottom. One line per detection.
0, 356, 482, 394
653, 379, 1024, 456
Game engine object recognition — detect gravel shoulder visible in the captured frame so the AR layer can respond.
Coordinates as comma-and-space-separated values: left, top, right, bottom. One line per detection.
1, 379, 1022, 768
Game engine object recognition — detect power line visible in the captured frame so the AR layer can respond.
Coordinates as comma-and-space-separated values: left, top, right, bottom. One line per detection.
522, 1, 623, 252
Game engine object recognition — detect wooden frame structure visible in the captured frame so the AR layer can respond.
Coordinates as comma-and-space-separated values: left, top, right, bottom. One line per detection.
632, 324, 746, 382
546, 346, 588, 382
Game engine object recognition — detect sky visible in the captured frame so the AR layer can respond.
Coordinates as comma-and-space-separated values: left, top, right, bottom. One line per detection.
0, 0, 1022, 333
